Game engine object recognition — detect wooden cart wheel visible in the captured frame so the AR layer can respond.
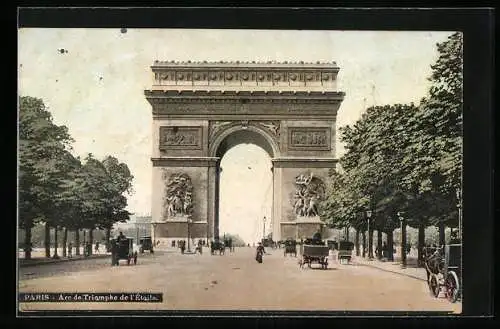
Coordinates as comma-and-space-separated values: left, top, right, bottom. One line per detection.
445, 271, 460, 303
429, 274, 440, 297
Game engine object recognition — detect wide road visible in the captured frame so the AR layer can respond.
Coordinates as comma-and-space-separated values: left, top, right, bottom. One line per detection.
19, 247, 461, 313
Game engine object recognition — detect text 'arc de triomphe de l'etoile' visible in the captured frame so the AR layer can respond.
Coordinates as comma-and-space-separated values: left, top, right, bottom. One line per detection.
145, 61, 345, 243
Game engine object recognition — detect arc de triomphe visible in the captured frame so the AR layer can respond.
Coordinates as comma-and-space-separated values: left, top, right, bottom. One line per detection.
145, 61, 345, 244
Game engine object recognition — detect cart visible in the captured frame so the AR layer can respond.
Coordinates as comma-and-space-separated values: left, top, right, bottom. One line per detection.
337, 241, 354, 264
283, 239, 297, 257
327, 240, 338, 251
424, 242, 462, 303
111, 238, 138, 266
139, 236, 154, 254
299, 244, 329, 269
443, 243, 462, 303
210, 240, 225, 255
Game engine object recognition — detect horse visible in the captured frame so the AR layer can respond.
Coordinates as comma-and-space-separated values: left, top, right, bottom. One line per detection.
422, 245, 445, 284
210, 240, 225, 255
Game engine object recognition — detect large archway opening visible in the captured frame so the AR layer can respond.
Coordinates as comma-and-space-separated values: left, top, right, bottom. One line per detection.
214, 129, 276, 245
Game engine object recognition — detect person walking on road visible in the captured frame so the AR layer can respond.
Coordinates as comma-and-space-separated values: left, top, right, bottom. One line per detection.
180, 240, 186, 254
68, 242, 73, 258
94, 241, 100, 254
110, 239, 118, 266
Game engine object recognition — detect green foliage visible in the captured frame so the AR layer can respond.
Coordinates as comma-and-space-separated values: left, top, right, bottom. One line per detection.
323, 32, 462, 233
19, 96, 74, 230
18, 96, 135, 258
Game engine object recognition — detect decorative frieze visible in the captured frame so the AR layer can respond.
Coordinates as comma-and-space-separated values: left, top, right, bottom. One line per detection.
151, 61, 339, 87
159, 126, 203, 150
288, 127, 331, 151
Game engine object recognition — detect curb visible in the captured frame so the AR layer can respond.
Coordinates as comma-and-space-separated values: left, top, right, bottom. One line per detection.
355, 261, 427, 282
19, 254, 110, 268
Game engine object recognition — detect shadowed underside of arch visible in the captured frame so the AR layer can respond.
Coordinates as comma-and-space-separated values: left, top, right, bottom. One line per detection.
213, 127, 276, 159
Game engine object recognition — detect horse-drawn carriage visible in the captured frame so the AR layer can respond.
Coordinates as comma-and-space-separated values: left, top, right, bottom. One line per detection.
337, 241, 354, 264
327, 240, 338, 251
111, 238, 138, 266
283, 239, 297, 257
424, 241, 462, 303
210, 240, 225, 255
139, 236, 154, 254
299, 235, 329, 269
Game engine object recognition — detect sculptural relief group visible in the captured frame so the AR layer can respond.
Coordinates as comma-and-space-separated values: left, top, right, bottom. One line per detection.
292, 173, 326, 218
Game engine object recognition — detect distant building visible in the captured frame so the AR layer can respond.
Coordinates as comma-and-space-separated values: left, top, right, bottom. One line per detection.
112, 215, 152, 240
135, 216, 152, 236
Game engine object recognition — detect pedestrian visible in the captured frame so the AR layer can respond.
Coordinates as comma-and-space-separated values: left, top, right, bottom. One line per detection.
116, 231, 126, 242
110, 239, 118, 266
68, 242, 73, 258
94, 241, 100, 254
86, 242, 92, 257
382, 242, 387, 259
197, 239, 203, 254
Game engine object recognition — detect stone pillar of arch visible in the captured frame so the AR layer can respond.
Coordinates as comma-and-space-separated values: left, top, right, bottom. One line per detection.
145, 61, 345, 245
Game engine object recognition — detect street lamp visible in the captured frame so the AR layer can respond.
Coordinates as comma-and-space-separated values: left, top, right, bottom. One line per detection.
456, 188, 462, 240
366, 210, 373, 260
263, 216, 267, 241
397, 211, 407, 269
187, 217, 192, 252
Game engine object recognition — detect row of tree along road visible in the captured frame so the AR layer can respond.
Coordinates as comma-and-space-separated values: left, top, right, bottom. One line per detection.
19, 96, 134, 260
319, 33, 462, 266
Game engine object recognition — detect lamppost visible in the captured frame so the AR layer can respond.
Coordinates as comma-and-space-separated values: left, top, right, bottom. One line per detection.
263, 216, 267, 241
398, 211, 407, 269
366, 210, 373, 260
456, 188, 462, 240
187, 217, 192, 253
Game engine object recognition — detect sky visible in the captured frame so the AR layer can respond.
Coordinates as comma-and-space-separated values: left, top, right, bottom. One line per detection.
18, 29, 452, 243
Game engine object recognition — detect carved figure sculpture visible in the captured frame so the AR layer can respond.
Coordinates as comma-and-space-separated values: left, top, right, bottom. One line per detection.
259, 121, 280, 137
164, 173, 194, 218
292, 172, 325, 217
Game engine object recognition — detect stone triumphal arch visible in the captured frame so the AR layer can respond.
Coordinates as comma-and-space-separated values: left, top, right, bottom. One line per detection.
145, 61, 345, 244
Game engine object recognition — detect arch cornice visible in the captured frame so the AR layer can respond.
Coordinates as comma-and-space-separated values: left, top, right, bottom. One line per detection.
208, 123, 280, 158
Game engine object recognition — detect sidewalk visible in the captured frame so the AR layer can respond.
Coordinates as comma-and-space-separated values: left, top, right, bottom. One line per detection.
19, 253, 110, 268
351, 255, 427, 282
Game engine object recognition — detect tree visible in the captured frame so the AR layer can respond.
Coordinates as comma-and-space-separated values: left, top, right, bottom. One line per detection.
18, 96, 73, 259
402, 32, 463, 244
99, 156, 134, 245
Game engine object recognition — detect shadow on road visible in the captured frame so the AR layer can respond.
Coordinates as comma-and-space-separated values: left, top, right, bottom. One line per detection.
300, 267, 338, 271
